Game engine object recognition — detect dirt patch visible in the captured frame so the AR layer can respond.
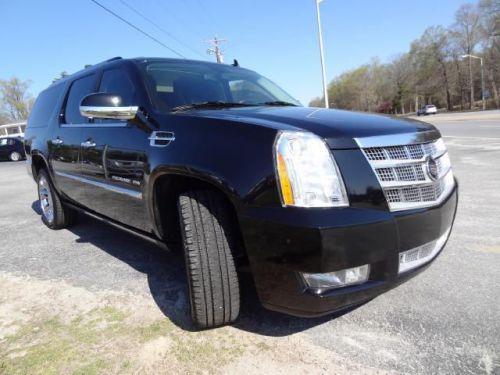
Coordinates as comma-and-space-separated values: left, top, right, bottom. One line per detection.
0, 272, 379, 374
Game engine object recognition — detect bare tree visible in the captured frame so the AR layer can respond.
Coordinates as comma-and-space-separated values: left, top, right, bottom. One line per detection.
453, 3, 482, 108
479, 0, 500, 107
0, 77, 34, 122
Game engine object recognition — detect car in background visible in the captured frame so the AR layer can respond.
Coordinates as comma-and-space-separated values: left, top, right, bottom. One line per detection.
417, 105, 437, 116
0, 137, 25, 161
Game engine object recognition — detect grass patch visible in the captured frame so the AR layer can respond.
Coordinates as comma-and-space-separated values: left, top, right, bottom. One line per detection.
0, 307, 127, 375
72, 359, 109, 375
135, 319, 174, 342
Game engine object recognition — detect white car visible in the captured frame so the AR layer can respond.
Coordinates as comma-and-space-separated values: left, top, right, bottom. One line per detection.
417, 105, 437, 116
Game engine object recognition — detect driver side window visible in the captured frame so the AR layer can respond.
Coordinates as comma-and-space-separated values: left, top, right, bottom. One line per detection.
96, 69, 137, 123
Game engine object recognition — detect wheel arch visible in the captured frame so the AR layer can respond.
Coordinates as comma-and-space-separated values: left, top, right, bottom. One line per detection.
31, 151, 50, 180
150, 169, 244, 245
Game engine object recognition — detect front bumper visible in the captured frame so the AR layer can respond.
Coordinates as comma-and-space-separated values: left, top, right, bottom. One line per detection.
239, 184, 458, 317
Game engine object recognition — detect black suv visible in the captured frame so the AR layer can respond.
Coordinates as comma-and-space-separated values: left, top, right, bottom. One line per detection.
0, 137, 25, 161
24, 57, 458, 328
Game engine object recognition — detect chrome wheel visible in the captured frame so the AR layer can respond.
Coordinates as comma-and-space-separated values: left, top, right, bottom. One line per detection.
10, 151, 21, 161
38, 175, 54, 224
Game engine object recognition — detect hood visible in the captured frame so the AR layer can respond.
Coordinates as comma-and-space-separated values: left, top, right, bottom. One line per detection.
185, 106, 438, 149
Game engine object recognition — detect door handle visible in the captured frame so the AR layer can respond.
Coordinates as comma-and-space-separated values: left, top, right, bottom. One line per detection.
81, 140, 96, 148
51, 138, 63, 145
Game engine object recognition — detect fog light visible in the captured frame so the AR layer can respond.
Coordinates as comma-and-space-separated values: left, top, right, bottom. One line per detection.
300, 265, 370, 293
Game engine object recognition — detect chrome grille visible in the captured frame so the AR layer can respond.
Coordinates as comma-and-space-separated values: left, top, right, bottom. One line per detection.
358, 136, 455, 211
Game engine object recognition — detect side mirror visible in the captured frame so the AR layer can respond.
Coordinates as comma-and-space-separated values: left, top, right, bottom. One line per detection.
80, 93, 138, 120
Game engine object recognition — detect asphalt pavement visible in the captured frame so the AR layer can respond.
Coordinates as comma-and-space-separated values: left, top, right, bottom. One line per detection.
0, 110, 499, 374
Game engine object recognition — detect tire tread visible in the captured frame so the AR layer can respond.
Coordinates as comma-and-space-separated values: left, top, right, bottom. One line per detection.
178, 190, 240, 328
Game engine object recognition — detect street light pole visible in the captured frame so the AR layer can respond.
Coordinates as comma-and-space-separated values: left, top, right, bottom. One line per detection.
462, 54, 486, 111
315, 0, 329, 108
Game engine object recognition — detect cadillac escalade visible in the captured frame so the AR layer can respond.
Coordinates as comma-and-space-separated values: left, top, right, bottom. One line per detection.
24, 57, 458, 328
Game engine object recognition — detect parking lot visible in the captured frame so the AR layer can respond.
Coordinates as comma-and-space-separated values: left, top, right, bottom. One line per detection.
1, 111, 499, 374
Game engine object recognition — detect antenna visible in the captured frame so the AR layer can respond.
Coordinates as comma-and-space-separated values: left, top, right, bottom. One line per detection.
205, 36, 226, 63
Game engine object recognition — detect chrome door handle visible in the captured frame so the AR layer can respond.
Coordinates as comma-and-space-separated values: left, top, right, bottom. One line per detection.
81, 140, 96, 148
51, 138, 63, 145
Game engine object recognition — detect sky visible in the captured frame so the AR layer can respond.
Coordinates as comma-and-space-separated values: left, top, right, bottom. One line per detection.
0, 0, 474, 105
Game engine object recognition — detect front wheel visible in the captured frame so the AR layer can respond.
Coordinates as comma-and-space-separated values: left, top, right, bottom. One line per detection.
37, 170, 76, 229
177, 190, 240, 328
9, 151, 22, 161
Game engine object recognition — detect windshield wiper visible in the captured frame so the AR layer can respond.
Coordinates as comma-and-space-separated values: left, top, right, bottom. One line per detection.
172, 101, 257, 112
260, 101, 298, 107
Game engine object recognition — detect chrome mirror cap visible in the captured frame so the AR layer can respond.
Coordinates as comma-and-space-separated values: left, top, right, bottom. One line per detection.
79, 93, 138, 120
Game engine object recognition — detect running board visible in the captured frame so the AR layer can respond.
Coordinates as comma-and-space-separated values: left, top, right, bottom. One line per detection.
65, 202, 169, 251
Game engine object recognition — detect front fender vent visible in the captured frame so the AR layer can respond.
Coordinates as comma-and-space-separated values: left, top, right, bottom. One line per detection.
149, 131, 175, 147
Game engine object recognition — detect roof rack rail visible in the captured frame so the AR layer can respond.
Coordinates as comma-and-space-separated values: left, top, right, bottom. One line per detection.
106, 56, 122, 62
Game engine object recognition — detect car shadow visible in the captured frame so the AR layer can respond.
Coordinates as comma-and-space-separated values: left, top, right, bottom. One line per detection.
31, 201, 354, 336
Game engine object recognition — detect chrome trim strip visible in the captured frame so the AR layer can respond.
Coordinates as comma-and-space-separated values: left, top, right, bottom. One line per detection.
54, 171, 142, 199
61, 122, 129, 128
367, 149, 447, 168
80, 105, 139, 120
354, 131, 439, 148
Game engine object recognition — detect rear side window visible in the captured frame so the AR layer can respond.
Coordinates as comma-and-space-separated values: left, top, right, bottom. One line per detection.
64, 74, 97, 124
28, 84, 65, 128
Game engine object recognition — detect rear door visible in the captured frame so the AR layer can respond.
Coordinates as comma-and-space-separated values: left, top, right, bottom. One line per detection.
79, 67, 149, 231
51, 73, 98, 203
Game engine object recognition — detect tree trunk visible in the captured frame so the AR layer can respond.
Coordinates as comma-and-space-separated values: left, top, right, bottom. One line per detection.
439, 59, 452, 111
487, 68, 500, 109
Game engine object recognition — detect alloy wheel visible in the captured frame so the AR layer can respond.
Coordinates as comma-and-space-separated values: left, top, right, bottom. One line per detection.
38, 176, 54, 224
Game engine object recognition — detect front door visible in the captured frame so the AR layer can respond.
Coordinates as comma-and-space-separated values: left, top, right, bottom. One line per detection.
51, 74, 98, 203
79, 68, 149, 231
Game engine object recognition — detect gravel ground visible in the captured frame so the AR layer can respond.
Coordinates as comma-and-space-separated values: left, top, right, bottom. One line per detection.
0, 113, 499, 374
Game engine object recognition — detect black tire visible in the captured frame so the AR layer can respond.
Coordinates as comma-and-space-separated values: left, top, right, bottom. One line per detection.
9, 151, 22, 161
177, 190, 240, 328
37, 169, 77, 229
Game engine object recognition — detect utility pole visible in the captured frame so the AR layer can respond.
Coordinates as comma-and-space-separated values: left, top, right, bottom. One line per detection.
462, 54, 485, 111
315, 0, 329, 108
206, 36, 226, 63
468, 55, 474, 109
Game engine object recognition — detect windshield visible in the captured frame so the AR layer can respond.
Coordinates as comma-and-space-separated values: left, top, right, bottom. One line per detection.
138, 60, 301, 112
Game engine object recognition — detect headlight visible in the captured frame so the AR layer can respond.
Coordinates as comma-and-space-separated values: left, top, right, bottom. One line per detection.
274, 131, 349, 207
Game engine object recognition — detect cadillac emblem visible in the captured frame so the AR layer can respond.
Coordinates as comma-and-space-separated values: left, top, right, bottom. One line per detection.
427, 157, 439, 180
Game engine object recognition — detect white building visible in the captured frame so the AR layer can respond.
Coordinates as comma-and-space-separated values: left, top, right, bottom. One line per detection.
0, 122, 26, 138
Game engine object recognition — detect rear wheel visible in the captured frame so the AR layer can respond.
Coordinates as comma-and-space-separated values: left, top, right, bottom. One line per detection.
9, 151, 21, 161
37, 170, 76, 229
177, 190, 240, 328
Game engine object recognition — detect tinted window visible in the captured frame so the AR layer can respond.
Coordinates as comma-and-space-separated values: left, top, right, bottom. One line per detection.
139, 61, 300, 111
98, 69, 136, 105
64, 74, 97, 124
0, 139, 8, 146
28, 84, 65, 128
229, 80, 275, 104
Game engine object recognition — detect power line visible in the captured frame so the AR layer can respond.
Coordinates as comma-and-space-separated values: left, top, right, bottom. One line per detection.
89, 0, 185, 58
193, 0, 219, 34
118, 0, 204, 58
